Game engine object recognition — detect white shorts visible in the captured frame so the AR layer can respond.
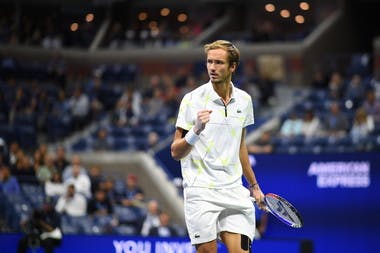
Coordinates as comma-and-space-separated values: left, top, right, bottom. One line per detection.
183, 185, 255, 245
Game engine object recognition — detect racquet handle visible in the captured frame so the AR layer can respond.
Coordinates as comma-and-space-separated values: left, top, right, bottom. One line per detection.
250, 197, 270, 212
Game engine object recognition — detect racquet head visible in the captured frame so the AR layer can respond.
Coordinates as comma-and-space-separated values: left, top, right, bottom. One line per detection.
264, 193, 303, 228
251, 193, 303, 228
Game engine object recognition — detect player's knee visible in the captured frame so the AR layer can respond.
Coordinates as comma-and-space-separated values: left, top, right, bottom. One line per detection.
241, 234, 252, 252
195, 241, 217, 253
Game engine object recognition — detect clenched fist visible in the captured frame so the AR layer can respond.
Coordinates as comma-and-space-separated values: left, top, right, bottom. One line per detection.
194, 109, 212, 135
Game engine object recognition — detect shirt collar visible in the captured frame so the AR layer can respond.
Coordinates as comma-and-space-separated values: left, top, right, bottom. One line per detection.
206, 81, 236, 105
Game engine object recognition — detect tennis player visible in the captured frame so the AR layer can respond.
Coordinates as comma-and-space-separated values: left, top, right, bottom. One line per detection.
171, 40, 265, 253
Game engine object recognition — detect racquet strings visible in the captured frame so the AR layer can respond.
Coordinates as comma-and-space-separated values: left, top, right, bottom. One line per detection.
265, 194, 303, 228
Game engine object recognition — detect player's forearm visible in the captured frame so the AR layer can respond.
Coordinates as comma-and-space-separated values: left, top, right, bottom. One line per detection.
171, 138, 192, 161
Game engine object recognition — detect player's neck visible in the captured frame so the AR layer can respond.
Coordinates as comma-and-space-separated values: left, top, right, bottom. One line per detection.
212, 81, 232, 104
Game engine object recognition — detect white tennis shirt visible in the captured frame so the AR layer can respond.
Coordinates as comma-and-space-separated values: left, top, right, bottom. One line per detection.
176, 81, 254, 189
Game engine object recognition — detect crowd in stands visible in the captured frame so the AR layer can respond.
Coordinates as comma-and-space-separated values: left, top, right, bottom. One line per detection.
249, 64, 380, 154
0, 142, 185, 237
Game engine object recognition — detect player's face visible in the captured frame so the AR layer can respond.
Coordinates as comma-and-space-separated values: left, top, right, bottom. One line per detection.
206, 48, 235, 85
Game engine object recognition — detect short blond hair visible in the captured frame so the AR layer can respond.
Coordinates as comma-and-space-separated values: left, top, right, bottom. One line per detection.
204, 40, 240, 67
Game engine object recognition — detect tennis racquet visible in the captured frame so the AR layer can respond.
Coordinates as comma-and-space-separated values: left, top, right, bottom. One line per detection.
251, 193, 303, 228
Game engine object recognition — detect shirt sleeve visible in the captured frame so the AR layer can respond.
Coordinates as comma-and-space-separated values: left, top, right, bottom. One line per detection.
175, 93, 194, 131
244, 96, 255, 127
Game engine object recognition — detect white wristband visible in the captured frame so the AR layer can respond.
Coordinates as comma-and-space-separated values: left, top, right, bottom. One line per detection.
185, 128, 199, 145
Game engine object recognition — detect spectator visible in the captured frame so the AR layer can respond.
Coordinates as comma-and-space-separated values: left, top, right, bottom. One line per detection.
11, 153, 37, 184
99, 177, 117, 203
92, 128, 112, 151
0, 165, 20, 194
362, 89, 380, 124
64, 161, 91, 199
53, 146, 69, 174
44, 171, 65, 201
345, 74, 366, 109
328, 72, 345, 100
55, 184, 87, 217
62, 154, 86, 181
32, 149, 44, 175
279, 112, 303, 137
88, 165, 104, 194
140, 199, 160, 236
117, 86, 142, 121
116, 174, 144, 207
147, 131, 160, 149
257, 76, 275, 106
36, 154, 56, 183
68, 86, 90, 131
247, 131, 273, 154
323, 102, 348, 138
87, 189, 114, 216
301, 109, 321, 138
112, 99, 133, 127
87, 188, 117, 234
8, 141, 20, 166
148, 211, 178, 237
350, 107, 374, 144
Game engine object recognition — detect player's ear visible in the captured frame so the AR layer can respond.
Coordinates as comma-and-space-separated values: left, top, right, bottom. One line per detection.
230, 62, 237, 73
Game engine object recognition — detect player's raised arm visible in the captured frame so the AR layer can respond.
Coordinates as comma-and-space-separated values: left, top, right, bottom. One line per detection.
171, 109, 212, 160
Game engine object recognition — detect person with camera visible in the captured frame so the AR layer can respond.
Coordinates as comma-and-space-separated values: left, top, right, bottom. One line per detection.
17, 201, 62, 253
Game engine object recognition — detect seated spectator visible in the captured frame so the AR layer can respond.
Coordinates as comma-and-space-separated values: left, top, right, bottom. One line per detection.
322, 102, 348, 138
362, 89, 380, 124
279, 112, 303, 137
11, 152, 37, 184
36, 154, 56, 183
53, 146, 69, 174
117, 86, 142, 121
140, 199, 160, 236
92, 128, 112, 151
148, 211, 178, 237
328, 72, 346, 100
87, 189, 114, 216
345, 74, 366, 109
45, 171, 65, 201
87, 188, 117, 233
62, 154, 86, 181
112, 98, 136, 127
8, 141, 20, 167
32, 149, 44, 176
247, 131, 273, 154
301, 109, 322, 138
350, 107, 374, 144
116, 174, 144, 207
147, 131, 160, 149
99, 177, 117, 203
55, 184, 87, 217
0, 164, 20, 194
64, 161, 91, 199
88, 165, 104, 194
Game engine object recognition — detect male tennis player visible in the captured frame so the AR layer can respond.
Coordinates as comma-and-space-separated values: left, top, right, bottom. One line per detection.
171, 40, 265, 253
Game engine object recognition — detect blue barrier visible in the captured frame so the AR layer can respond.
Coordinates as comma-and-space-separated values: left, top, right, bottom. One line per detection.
0, 233, 309, 253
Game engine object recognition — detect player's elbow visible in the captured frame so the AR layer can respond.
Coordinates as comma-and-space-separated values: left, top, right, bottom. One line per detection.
171, 144, 181, 161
